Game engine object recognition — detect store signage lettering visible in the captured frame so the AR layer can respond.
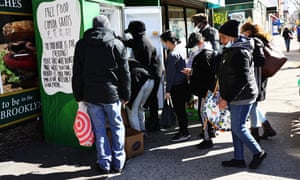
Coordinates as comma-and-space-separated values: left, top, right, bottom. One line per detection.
37, 0, 81, 95
0, 89, 41, 126
0, 0, 22, 8
1, 95, 41, 120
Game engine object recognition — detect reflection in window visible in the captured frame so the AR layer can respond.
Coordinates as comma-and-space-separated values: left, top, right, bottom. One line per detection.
168, 6, 186, 58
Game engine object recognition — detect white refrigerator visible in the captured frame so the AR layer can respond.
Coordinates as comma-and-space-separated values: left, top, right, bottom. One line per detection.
123, 6, 164, 109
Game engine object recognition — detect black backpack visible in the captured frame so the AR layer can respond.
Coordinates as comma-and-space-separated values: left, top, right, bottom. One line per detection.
189, 49, 217, 97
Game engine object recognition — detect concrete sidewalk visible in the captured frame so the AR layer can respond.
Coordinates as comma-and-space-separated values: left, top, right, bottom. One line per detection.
1, 36, 300, 180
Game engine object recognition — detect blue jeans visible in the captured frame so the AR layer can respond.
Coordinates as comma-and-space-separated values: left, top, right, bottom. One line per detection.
249, 102, 267, 127
126, 79, 154, 131
285, 39, 290, 51
229, 104, 262, 160
87, 101, 125, 171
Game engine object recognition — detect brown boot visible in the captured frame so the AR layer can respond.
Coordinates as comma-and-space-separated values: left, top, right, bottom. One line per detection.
261, 120, 276, 139
250, 128, 260, 142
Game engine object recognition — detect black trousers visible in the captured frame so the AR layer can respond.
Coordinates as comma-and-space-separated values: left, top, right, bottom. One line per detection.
145, 79, 160, 129
171, 81, 189, 134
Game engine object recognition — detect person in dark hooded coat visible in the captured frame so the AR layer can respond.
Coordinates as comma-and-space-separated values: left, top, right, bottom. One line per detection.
72, 15, 130, 174
123, 21, 163, 132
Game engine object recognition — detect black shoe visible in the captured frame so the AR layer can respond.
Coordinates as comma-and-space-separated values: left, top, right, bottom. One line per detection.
196, 140, 213, 149
249, 150, 267, 169
222, 159, 246, 168
95, 165, 110, 175
111, 168, 123, 174
261, 120, 276, 139
170, 132, 191, 142
199, 132, 204, 139
146, 123, 160, 132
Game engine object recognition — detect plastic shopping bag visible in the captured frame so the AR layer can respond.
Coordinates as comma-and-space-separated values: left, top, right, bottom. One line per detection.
73, 102, 94, 146
201, 81, 231, 131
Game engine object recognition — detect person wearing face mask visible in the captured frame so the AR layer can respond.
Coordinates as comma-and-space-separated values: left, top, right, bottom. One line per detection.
191, 13, 220, 138
218, 20, 266, 169
191, 13, 220, 55
160, 30, 191, 142
182, 32, 218, 149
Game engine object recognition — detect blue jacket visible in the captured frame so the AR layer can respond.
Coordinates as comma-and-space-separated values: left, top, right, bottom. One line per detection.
165, 46, 187, 93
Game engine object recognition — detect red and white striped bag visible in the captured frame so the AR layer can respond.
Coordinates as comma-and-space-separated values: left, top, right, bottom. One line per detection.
73, 102, 94, 146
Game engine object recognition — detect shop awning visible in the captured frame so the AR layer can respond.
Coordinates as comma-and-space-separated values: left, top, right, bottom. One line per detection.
206, 0, 225, 8
225, 1, 253, 11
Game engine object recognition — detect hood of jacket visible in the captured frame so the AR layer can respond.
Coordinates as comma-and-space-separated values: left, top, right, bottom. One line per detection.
231, 35, 254, 51
83, 27, 115, 46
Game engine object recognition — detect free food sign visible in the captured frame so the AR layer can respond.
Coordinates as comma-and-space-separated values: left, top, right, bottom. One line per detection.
37, 0, 81, 95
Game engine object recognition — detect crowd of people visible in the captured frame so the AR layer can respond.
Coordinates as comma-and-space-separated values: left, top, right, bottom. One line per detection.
71, 13, 279, 175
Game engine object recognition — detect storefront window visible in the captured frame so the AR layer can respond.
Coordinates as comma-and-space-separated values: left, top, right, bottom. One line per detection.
168, 6, 187, 57
186, 8, 198, 43
161, 5, 205, 58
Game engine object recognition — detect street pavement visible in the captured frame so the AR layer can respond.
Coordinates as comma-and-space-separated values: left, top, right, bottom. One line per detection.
0, 36, 300, 180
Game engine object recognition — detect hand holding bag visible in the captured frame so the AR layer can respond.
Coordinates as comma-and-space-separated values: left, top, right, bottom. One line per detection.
201, 81, 231, 131
160, 98, 177, 129
262, 43, 287, 77
73, 101, 95, 146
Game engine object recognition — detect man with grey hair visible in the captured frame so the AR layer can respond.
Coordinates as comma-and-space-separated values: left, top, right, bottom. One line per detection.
72, 15, 131, 175
191, 13, 220, 55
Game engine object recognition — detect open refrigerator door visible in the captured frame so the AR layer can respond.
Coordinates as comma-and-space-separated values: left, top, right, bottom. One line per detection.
123, 6, 164, 109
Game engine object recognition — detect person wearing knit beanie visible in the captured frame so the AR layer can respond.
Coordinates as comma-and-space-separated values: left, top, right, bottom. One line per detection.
218, 20, 267, 169
219, 20, 240, 38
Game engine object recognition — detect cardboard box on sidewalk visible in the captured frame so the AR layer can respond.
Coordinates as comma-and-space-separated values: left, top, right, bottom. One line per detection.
107, 127, 144, 159
121, 106, 144, 158
125, 128, 144, 159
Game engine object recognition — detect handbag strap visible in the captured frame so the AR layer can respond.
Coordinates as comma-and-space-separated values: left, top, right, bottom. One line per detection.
213, 79, 219, 94
166, 98, 174, 108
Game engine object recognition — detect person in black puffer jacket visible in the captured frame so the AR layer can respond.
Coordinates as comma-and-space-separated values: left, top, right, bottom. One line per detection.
218, 20, 266, 169
122, 21, 163, 132
72, 15, 130, 174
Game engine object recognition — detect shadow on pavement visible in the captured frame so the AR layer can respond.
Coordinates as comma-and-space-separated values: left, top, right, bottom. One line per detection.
1, 120, 299, 180
0, 169, 107, 180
